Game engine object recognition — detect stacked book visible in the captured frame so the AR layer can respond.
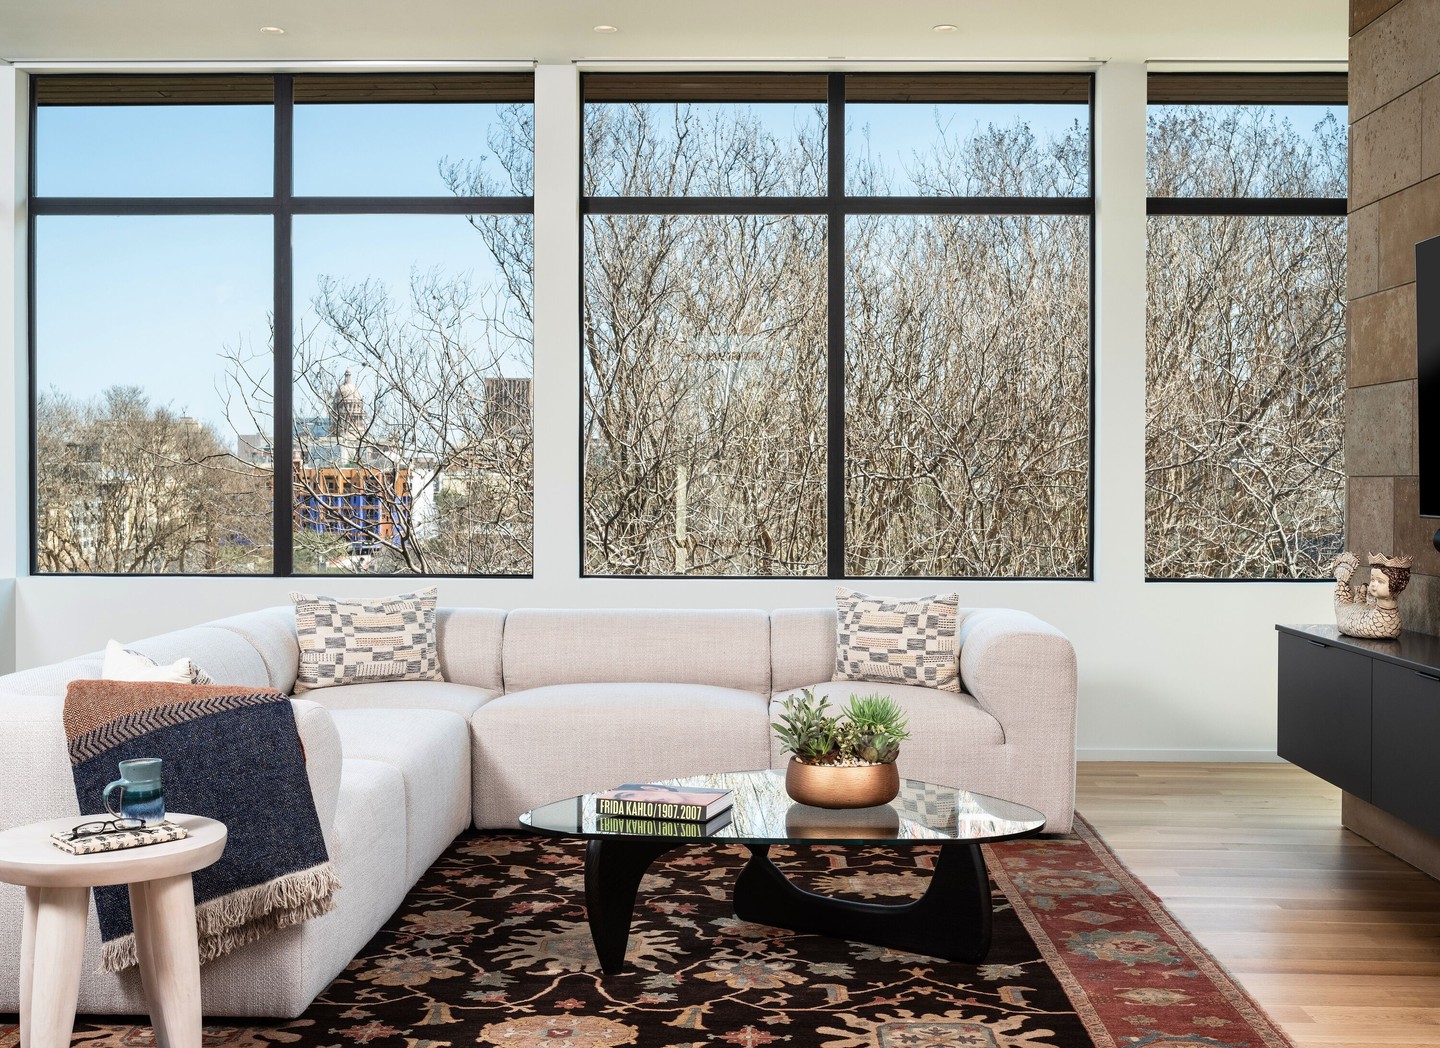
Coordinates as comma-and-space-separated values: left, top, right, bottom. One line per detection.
50, 820, 189, 855
594, 783, 734, 837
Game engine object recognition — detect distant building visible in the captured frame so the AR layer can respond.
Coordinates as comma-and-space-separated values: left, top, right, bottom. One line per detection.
485, 376, 532, 434
289, 370, 413, 563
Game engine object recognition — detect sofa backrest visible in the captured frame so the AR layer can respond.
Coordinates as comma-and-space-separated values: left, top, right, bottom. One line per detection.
127, 624, 274, 691
436, 608, 506, 692
501, 608, 772, 695
204, 606, 302, 693
770, 608, 837, 696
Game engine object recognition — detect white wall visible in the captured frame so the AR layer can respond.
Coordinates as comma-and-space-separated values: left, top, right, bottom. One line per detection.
1, 63, 22, 676
0, 60, 1337, 758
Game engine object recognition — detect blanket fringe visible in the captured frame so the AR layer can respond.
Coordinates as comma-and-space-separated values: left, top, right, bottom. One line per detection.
99, 862, 341, 974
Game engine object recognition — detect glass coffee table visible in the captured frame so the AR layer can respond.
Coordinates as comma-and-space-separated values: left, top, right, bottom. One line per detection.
519, 768, 1045, 975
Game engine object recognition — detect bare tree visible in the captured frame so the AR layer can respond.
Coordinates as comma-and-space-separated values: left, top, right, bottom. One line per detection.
225, 263, 534, 576
1146, 105, 1345, 578
36, 386, 270, 573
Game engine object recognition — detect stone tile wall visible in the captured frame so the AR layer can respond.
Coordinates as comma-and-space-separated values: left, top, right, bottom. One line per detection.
1348, 0, 1440, 634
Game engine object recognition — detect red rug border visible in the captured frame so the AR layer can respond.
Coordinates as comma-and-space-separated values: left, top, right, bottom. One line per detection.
988, 811, 1297, 1048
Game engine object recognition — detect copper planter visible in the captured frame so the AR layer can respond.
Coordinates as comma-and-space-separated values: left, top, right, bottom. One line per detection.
784, 757, 900, 809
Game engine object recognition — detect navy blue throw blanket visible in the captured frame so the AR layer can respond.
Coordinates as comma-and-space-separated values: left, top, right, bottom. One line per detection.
65, 679, 340, 972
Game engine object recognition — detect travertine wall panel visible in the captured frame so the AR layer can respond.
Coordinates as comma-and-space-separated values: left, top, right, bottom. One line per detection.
1349, 0, 1440, 119
1345, 380, 1417, 477
1348, 200, 1380, 299
1424, 76, 1440, 179
1393, 477, 1440, 575
1347, 475, 1396, 555
1378, 173, 1440, 287
1351, 0, 1404, 34
1351, 91, 1424, 208
1349, 284, 1416, 385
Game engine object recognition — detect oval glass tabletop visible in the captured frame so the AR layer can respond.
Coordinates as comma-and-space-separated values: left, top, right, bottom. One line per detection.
518, 768, 1046, 846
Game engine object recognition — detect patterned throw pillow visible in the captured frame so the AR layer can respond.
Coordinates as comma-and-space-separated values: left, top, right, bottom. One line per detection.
289, 588, 443, 693
833, 586, 961, 693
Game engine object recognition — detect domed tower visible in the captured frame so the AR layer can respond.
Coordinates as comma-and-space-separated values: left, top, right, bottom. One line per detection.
330, 369, 366, 461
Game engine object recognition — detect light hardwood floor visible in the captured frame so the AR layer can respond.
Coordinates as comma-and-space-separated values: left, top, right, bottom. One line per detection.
1077, 762, 1440, 1048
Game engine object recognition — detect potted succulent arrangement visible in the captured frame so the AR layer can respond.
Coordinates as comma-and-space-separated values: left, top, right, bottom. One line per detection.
772, 688, 911, 809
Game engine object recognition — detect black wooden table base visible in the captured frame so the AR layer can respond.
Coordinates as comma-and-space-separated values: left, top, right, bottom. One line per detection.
583, 838, 993, 975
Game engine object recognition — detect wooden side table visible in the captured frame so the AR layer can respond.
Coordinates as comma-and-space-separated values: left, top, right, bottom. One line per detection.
0, 813, 227, 1048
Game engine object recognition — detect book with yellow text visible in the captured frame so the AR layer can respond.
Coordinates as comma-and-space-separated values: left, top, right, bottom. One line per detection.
593, 782, 734, 822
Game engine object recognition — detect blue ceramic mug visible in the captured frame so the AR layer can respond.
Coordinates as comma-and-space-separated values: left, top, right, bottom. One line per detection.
103, 757, 166, 826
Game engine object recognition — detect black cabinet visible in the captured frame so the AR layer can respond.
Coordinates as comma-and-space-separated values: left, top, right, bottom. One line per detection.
1277, 632, 1372, 799
1278, 624, 1440, 839
1371, 661, 1440, 838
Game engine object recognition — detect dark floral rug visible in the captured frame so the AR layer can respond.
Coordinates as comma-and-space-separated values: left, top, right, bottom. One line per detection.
0, 816, 1293, 1048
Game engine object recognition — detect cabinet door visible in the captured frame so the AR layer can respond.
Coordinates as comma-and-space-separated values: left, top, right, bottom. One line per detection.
1371, 661, 1440, 838
1277, 632, 1372, 798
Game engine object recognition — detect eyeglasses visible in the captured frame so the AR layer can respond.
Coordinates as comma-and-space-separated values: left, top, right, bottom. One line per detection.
64, 818, 145, 840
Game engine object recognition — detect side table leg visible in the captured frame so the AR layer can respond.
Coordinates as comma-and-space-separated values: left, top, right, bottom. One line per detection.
19, 886, 38, 1048
24, 884, 88, 1048
131, 874, 202, 1048
584, 838, 677, 976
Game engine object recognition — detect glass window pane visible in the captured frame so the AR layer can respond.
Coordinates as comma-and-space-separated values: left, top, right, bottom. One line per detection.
1147, 104, 1346, 197
291, 214, 533, 575
1146, 215, 1346, 578
34, 216, 274, 573
583, 215, 827, 575
35, 105, 273, 197
294, 102, 533, 196
583, 103, 826, 196
846, 214, 1091, 577
846, 104, 1090, 196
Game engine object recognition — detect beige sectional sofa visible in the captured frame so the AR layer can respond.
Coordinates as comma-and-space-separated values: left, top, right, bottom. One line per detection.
0, 602, 1076, 1018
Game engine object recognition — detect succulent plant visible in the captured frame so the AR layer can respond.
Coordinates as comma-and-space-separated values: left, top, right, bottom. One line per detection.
773, 688, 910, 766
772, 687, 838, 761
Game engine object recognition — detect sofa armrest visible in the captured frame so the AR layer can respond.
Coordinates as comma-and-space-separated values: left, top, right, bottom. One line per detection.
1, 694, 82, 828
958, 609, 1077, 749
0, 691, 342, 846
290, 699, 343, 847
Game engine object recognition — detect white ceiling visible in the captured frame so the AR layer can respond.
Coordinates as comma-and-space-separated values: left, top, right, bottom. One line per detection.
0, 1, 1347, 67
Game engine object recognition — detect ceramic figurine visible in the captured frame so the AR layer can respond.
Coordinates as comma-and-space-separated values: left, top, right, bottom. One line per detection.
1332, 551, 1412, 639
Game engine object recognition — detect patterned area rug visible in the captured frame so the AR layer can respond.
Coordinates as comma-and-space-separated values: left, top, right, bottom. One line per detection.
0, 816, 1293, 1048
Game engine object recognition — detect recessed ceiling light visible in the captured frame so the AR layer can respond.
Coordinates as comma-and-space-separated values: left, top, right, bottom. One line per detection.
259, 26, 286, 35
593, 25, 619, 33
932, 24, 959, 33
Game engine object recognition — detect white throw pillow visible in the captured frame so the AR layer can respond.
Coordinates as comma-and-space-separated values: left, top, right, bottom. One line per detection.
102, 640, 215, 685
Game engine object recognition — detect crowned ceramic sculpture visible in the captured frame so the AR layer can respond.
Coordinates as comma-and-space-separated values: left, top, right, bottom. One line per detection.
1333, 551, 1412, 639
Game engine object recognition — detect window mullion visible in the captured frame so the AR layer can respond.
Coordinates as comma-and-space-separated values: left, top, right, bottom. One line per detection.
826, 72, 846, 579
272, 74, 295, 576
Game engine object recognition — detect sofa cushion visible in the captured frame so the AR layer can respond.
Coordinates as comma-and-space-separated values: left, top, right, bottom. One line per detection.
471, 682, 773, 828
436, 608, 506, 692
771, 608, 837, 696
328, 709, 471, 883
206, 607, 302, 693
123, 625, 272, 690
290, 589, 444, 692
102, 639, 213, 684
303, 679, 498, 719
0, 657, 103, 697
833, 587, 961, 693
502, 609, 771, 695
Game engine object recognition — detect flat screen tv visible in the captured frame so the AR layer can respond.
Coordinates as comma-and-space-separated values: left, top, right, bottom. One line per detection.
1419, 236, 1440, 533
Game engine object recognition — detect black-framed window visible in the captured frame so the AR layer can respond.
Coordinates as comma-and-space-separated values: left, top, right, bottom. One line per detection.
1145, 74, 1346, 580
30, 73, 535, 576
580, 73, 1094, 578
